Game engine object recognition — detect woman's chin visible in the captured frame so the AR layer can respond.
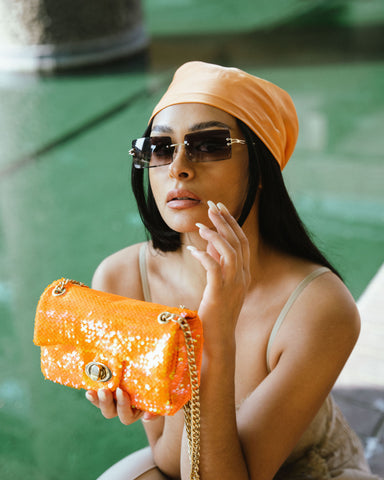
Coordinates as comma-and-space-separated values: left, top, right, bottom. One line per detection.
162, 210, 210, 233
168, 223, 200, 235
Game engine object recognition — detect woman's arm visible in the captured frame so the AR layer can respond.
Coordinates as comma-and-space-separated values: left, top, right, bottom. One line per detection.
183, 202, 251, 479
236, 280, 359, 480
183, 202, 360, 480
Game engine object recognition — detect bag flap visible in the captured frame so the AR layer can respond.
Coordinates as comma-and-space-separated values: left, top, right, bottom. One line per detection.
33, 279, 201, 364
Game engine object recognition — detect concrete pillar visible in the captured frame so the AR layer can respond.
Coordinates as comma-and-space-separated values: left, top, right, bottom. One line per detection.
0, 0, 148, 72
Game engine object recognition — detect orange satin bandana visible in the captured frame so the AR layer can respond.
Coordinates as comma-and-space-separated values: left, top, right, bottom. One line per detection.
150, 61, 299, 170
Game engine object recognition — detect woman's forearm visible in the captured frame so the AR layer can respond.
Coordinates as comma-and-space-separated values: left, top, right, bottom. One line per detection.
183, 345, 249, 480
145, 412, 184, 478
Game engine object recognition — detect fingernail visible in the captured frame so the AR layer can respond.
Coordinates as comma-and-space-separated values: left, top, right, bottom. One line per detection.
207, 200, 219, 214
186, 245, 197, 252
217, 202, 229, 214
116, 387, 125, 402
195, 223, 209, 230
142, 412, 153, 422
85, 391, 94, 402
98, 389, 107, 401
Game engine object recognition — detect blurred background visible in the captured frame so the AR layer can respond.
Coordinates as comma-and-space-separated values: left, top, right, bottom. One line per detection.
0, 0, 383, 478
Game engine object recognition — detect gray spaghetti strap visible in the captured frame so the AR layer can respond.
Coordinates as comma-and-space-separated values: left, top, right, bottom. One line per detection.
139, 243, 152, 303
266, 267, 330, 373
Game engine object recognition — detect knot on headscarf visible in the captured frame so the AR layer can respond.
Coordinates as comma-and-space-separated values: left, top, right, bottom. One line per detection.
150, 61, 299, 170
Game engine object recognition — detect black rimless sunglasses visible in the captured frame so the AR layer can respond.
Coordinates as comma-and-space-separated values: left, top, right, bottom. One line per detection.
129, 129, 248, 169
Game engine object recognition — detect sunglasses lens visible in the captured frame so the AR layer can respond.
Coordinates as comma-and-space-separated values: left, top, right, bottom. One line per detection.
186, 130, 231, 162
150, 137, 173, 166
131, 138, 150, 168
131, 130, 233, 168
131, 137, 173, 168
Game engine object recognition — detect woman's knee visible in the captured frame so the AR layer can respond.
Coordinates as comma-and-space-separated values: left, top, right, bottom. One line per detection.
97, 446, 168, 480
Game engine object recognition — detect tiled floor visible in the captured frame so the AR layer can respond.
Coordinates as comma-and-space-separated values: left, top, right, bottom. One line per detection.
0, 3, 383, 479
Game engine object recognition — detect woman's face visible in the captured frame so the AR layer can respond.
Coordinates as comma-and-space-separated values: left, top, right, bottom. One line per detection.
149, 103, 250, 233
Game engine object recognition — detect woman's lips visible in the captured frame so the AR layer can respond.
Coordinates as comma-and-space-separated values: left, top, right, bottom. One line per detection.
166, 190, 202, 209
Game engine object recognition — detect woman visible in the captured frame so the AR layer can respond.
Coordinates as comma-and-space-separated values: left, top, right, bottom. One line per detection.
86, 62, 379, 480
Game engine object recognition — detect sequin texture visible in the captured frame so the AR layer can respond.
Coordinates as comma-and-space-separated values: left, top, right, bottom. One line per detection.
34, 279, 204, 415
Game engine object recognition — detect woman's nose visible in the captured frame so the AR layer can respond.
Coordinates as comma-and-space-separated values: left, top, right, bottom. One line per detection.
168, 144, 195, 180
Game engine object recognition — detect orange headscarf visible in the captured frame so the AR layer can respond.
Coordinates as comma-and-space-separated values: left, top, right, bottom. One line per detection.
150, 61, 299, 170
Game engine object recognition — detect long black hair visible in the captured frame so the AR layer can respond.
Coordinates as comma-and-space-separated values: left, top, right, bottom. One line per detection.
131, 120, 340, 277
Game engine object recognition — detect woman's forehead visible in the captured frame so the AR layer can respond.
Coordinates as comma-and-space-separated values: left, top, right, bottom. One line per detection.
151, 103, 238, 132
151, 103, 238, 134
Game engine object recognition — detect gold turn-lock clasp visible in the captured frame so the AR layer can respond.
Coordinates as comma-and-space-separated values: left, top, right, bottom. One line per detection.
85, 362, 112, 382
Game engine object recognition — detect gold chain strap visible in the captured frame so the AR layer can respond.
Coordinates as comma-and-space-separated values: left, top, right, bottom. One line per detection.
176, 316, 201, 480
52, 278, 87, 296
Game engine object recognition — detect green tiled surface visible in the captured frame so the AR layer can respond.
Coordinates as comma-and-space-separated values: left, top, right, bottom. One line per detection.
142, 0, 327, 35
277, 62, 384, 296
143, 0, 384, 35
338, 0, 384, 27
1, 5, 384, 478
0, 97, 153, 480
0, 71, 170, 174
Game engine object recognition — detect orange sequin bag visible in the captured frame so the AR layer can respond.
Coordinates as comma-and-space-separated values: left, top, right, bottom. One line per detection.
33, 278, 203, 414
34, 278, 203, 478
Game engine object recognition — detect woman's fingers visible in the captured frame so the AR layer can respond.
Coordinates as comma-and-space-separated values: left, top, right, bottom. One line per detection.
115, 388, 143, 425
207, 201, 241, 255
85, 388, 146, 425
85, 389, 98, 405
196, 201, 249, 272
191, 201, 251, 297
195, 222, 232, 266
187, 245, 223, 289
142, 412, 160, 422
196, 220, 237, 261
98, 389, 119, 419
217, 202, 250, 269
85, 389, 117, 419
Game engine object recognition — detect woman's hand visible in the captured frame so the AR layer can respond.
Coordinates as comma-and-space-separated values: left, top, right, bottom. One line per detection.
188, 200, 251, 353
181, 201, 251, 479
85, 388, 159, 425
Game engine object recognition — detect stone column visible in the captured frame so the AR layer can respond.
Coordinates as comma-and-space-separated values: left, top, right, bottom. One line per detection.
0, 0, 148, 72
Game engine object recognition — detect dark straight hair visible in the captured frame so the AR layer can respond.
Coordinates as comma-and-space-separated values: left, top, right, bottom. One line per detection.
131, 120, 340, 277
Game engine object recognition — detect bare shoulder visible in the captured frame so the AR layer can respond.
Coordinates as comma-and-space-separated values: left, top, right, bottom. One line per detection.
236, 270, 361, 480
270, 269, 361, 374
92, 242, 146, 299
300, 270, 360, 339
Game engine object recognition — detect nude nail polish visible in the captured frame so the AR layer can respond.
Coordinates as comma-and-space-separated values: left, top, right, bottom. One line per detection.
98, 389, 107, 401
195, 222, 207, 230
207, 200, 219, 214
116, 388, 124, 402
85, 391, 94, 401
217, 202, 229, 214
